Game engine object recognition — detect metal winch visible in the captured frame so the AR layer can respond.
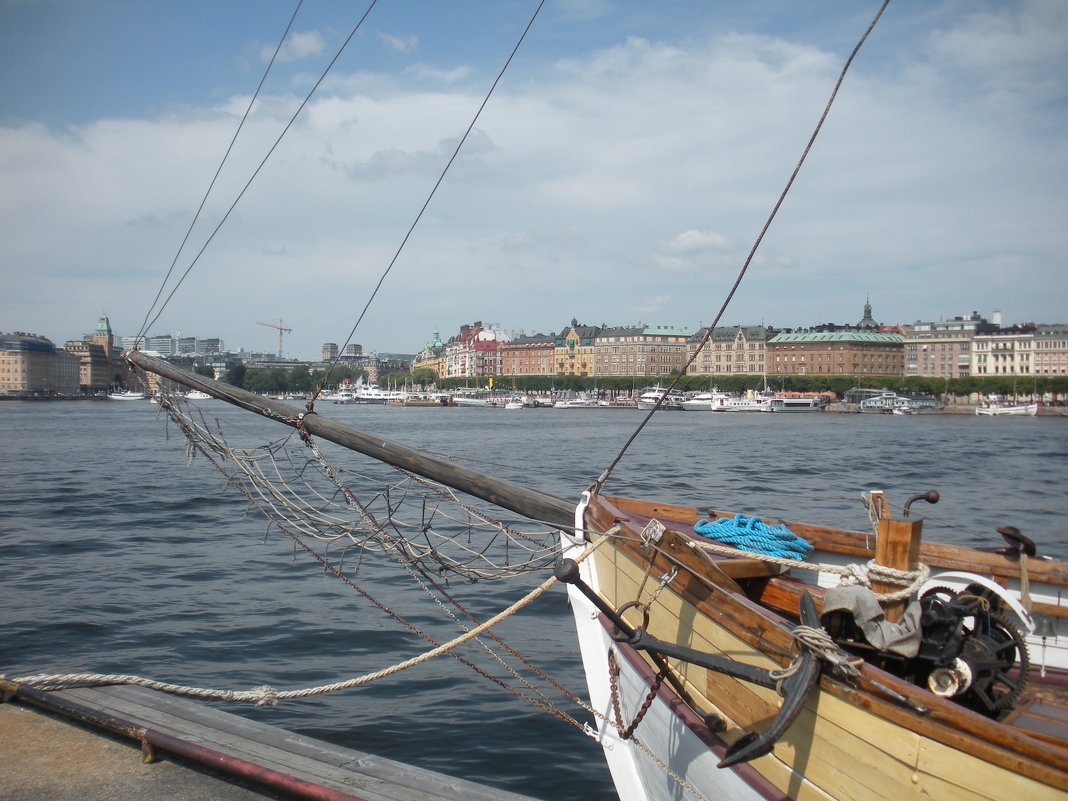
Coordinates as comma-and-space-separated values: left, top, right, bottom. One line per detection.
916, 582, 1030, 716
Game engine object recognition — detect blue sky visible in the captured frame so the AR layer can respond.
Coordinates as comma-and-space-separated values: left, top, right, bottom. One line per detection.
2, 0, 1065, 358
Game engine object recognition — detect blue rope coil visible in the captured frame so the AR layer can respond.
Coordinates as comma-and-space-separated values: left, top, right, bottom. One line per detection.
694, 514, 813, 560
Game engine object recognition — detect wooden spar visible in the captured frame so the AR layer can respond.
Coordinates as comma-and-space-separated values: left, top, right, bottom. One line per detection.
126, 350, 576, 528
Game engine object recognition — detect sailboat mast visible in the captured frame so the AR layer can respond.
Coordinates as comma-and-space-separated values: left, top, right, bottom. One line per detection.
126, 351, 575, 527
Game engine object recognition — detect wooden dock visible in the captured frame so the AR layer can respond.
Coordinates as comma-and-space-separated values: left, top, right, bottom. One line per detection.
1, 680, 544, 801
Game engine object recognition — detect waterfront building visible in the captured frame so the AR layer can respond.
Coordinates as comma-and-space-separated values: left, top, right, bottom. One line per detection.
555, 320, 601, 377
687, 326, 774, 376
145, 334, 176, 356
590, 325, 691, 378
0, 333, 80, 395
972, 324, 1036, 376
766, 331, 904, 377
443, 322, 507, 380
1033, 324, 1068, 376
87, 314, 119, 358
899, 312, 991, 379
322, 343, 339, 362
500, 333, 556, 377
411, 330, 446, 379
63, 339, 114, 391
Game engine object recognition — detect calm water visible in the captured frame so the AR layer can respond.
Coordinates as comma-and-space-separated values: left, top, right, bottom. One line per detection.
2, 399, 1066, 800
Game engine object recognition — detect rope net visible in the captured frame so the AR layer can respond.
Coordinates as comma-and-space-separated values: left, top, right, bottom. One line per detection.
156, 390, 562, 583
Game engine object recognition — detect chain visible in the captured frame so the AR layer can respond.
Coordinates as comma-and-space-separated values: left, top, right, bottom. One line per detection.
608, 649, 665, 740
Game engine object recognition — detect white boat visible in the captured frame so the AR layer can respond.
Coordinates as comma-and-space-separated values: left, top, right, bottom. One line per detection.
354, 383, 406, 404
681, 390, 731, 411
185, 390, 211, 400
715, 393, 773, 412
452, 393, 490, 407
554, 394, 599, 409
976, 401, 1038, 416
107, 390, 146, 401
635, 385, 686, 410
768, 395, 827, 412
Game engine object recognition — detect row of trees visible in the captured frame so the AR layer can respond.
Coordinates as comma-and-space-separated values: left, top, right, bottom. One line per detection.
214, 361, 1068, 400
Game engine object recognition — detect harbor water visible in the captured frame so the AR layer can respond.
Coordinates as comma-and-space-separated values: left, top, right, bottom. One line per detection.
2, 399, 1066, 800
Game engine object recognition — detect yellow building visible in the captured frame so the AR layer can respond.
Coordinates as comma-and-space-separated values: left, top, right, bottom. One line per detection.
0, 333, 81, 395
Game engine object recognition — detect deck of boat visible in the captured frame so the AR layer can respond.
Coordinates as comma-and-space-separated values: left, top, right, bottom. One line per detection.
1, 682, 544, 801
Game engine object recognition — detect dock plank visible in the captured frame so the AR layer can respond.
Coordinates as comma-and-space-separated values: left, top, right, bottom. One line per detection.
12, 684, 542, 801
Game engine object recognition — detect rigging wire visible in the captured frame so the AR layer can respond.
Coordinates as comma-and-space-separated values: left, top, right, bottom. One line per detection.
594, 0, 892, 493
137, 0, 382, 340
313, 0, 548, 401
135, 0, 305, 346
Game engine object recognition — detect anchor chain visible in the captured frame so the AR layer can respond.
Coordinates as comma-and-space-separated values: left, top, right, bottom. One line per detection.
608, 649, 665, 740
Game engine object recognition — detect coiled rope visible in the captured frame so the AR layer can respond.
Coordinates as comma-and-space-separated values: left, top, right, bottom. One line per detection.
694, 514, 814, 560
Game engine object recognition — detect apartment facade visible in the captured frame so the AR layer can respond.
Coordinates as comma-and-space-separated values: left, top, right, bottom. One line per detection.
766, 331, 905, 377
1033, 324, 1068, 376
555, 321, 600, 377
589, 325, 691, 378
899, 313, 989, 379
500, 334, 556, 376
0, 333, 81, 395
971, 326, 1035, 376
687, 326, 774, 376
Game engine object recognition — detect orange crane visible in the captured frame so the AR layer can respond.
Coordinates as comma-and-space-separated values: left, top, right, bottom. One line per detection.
257, 319, 292, 358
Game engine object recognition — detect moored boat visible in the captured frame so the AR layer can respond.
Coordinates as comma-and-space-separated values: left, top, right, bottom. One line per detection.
107, 389, 146, 401
636, 385, 686, 411
559, 489, 1068, 801
976, 400, 1038, 416
768, 394, 828, 412
715, 393, 773, 412
681, 390, 731, 411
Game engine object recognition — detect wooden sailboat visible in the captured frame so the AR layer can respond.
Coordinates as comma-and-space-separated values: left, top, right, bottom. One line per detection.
126, 351, 1068, 800
55, 1, 1064, 797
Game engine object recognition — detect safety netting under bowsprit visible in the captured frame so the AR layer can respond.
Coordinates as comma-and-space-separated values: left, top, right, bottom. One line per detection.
155, 391, 562, 583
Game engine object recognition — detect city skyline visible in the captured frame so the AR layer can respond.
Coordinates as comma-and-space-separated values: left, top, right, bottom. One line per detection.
2, 1, 1066, 358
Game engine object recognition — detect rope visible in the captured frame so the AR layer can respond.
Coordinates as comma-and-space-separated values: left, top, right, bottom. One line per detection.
7, 539, 605, 706
768, 624, 863, 684
694, 514, 814, 560
591, 0, 891, 492
685, 538, 931, 602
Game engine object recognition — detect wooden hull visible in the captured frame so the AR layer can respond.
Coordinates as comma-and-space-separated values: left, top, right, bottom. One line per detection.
562, 494, 1068, 801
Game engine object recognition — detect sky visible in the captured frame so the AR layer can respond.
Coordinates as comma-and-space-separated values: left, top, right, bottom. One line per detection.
1, 0, 1066, 360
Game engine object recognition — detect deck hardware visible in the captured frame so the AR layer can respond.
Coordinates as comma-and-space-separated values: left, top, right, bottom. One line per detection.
556, 558, 823, 767
903, 490, 939, 517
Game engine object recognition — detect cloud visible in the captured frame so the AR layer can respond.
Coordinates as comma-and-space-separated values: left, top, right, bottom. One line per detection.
377, 32, 419, 54
263, 31, 326, 64
654, 230, 732, 273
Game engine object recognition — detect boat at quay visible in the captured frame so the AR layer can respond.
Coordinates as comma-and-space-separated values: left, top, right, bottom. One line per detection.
11, 3, 1068, 801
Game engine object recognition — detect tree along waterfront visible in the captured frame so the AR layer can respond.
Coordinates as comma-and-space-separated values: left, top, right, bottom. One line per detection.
218, 364, 1068, 403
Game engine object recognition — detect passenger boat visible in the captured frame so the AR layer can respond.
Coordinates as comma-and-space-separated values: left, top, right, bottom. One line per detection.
680, 390, 731, 412
715, 393, 773, 413
768, 395, 827, 412
976, 400, 1039, 417
107, 389, 146, 401
636, 386, 687, 411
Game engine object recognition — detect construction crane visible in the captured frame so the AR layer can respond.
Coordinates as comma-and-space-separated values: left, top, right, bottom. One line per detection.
257, 319, 292, 358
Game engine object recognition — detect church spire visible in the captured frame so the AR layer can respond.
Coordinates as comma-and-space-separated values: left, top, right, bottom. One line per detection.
857, 296, 878, 330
